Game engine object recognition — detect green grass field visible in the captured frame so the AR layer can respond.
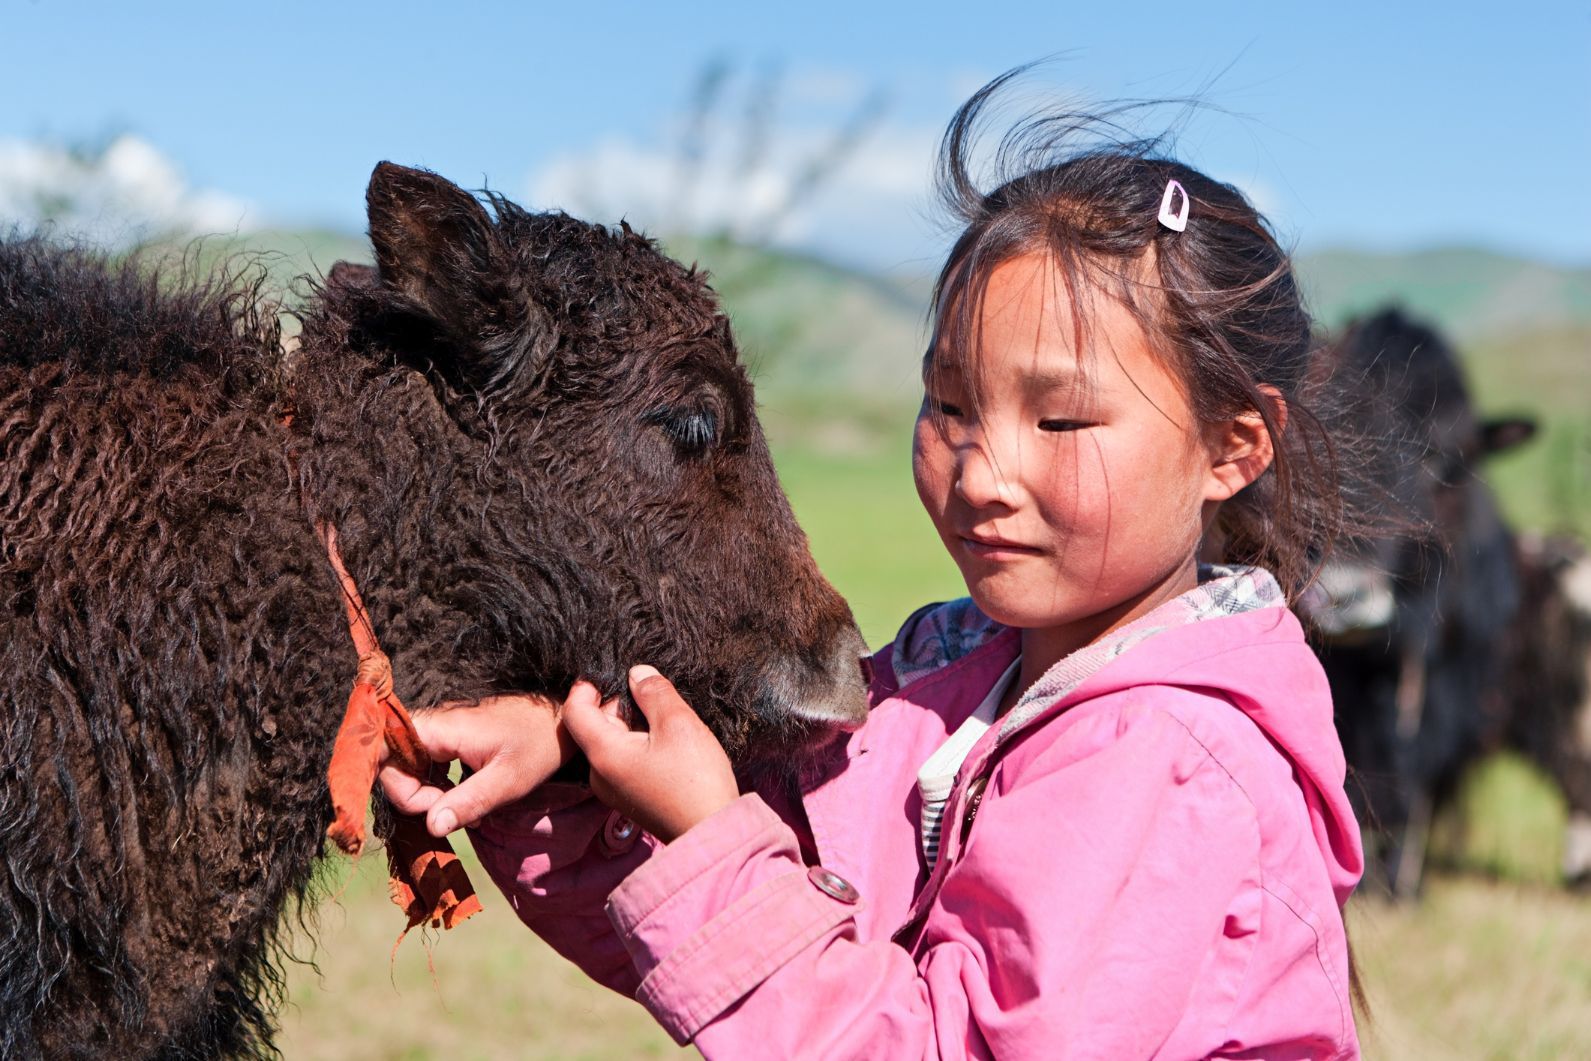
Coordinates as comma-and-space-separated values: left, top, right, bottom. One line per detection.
279, 434, 1591, 1059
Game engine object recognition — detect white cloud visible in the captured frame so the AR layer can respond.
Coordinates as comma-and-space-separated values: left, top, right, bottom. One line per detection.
529, 120, 947, 272
0, 134, 256, 245
526, 63, 1196, 274
1221, 172, 1281, 220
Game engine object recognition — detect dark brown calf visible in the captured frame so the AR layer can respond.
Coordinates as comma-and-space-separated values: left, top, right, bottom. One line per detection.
0, 163, 867, 1058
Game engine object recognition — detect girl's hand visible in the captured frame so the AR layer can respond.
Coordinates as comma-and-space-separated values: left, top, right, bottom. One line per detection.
378, 693, 575, 838
561, 665, 739, 843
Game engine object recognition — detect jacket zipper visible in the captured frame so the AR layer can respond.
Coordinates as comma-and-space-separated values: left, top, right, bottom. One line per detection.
957, 773, 990, 848
894, 771, 993, 953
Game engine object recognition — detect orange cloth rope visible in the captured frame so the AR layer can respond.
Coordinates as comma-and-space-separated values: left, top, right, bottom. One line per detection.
320, 522, 483, 936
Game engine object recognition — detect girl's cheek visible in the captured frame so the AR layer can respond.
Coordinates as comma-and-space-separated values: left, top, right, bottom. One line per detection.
911, 419, 947, 512
1029, 434, 1091, 514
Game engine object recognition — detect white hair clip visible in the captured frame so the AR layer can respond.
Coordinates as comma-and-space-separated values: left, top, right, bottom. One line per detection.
1157, 179, 1189, 232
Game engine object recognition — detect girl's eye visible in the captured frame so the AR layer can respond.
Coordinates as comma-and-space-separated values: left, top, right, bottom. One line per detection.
1038, 419, 1089, 433
930, 398, 964, 418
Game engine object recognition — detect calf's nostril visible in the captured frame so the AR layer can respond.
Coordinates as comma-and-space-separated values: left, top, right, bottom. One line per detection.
761, 622, 873, 733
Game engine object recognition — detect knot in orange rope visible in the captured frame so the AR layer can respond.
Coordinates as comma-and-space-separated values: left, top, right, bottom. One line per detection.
355, 649, 394, 701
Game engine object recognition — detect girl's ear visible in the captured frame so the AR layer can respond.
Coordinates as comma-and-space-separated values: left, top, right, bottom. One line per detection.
1204, 385, 1285, 501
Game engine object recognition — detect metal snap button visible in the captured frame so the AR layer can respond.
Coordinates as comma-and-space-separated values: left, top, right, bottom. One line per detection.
601, 811, 639, 855
807, 866, 860, 904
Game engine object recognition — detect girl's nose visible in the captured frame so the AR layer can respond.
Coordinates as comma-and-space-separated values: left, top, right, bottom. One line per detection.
954, 439, 1019, 510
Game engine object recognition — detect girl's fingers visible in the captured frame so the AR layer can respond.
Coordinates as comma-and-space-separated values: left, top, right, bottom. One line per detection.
407, 702, 479, 765
561, 681, 625, 757
600, 696, 626, 727
412, 694, 557, 765
378, 765, 448, 817
423, 757, 530, 837
627, 664, 686, 727
558, 679, 601, 716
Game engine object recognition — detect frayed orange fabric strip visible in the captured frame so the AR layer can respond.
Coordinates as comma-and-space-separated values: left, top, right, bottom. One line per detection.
325, 678, 483, 934
325, 679, 387, 858
387, 815, 485, 932
319, 519, 480, 938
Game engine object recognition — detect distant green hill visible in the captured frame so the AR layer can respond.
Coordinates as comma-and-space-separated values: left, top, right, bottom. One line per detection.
142, 227, 1587, 533
662, 235, 927, 441
139, 227, 371, 300
170, 229, 1588, 384
1296, 247, 1591, 342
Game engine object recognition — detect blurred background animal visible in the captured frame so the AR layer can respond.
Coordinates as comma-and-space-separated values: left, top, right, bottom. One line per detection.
1298, 308, 1537, 898
1500, 533, 1591, 887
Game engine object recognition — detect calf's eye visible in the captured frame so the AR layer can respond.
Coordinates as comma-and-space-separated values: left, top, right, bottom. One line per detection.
646, 407, 719, 456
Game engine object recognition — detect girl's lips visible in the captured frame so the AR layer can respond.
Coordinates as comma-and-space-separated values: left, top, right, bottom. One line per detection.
960, 534, 1043, 558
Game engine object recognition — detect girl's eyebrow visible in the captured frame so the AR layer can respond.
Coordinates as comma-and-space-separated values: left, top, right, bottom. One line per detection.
1020, 365, 1088, 397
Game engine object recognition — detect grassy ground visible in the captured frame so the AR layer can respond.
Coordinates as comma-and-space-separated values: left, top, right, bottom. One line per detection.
771, 436, 964, 648
283, 833, 1591, 1060
280, 437, 1591, 1058
279, 843, 675, 1060
1352, 876, 1591, 1060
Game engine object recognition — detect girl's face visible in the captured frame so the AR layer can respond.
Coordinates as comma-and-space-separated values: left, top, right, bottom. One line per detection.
914, 252, 1231, 657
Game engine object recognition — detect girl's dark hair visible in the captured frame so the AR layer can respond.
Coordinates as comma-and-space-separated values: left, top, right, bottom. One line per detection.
929, 69, 1358, 600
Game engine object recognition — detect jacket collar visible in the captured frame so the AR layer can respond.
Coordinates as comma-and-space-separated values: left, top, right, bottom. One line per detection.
887, 564, 1285, 741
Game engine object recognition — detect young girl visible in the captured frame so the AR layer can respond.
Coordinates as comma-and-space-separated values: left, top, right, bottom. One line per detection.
381, 76, 1365, 1059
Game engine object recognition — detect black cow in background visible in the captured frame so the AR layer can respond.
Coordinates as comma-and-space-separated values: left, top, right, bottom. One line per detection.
1298, 308, 1537, 898
1502, 533, 1591, 887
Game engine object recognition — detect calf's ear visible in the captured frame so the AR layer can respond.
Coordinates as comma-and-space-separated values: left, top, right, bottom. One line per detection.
325, 260, 376, 289
365, 162, 545, 392
367, 162, 496, 309
1480, 417, 1538, 455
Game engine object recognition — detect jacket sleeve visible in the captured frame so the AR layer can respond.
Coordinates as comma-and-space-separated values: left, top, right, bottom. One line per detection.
462, 645, 901, 1002
605, 704, 1261, 1059
468, 783, 657, 997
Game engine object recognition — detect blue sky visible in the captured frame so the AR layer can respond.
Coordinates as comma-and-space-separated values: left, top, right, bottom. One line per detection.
2, 0, 1587, 271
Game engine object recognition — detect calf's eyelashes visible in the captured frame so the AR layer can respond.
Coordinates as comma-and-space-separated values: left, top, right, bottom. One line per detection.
646, 405, 721, 457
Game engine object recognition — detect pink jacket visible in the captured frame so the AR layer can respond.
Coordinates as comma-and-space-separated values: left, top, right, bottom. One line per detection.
471, 571, 1364, 1059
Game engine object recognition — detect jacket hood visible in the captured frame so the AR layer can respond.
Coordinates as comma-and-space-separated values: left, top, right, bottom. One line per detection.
1041, 605, 1366, 906
887, 566, 1364, 907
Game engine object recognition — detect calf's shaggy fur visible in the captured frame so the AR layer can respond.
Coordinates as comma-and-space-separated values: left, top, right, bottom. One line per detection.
0, 163, 866, 1058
